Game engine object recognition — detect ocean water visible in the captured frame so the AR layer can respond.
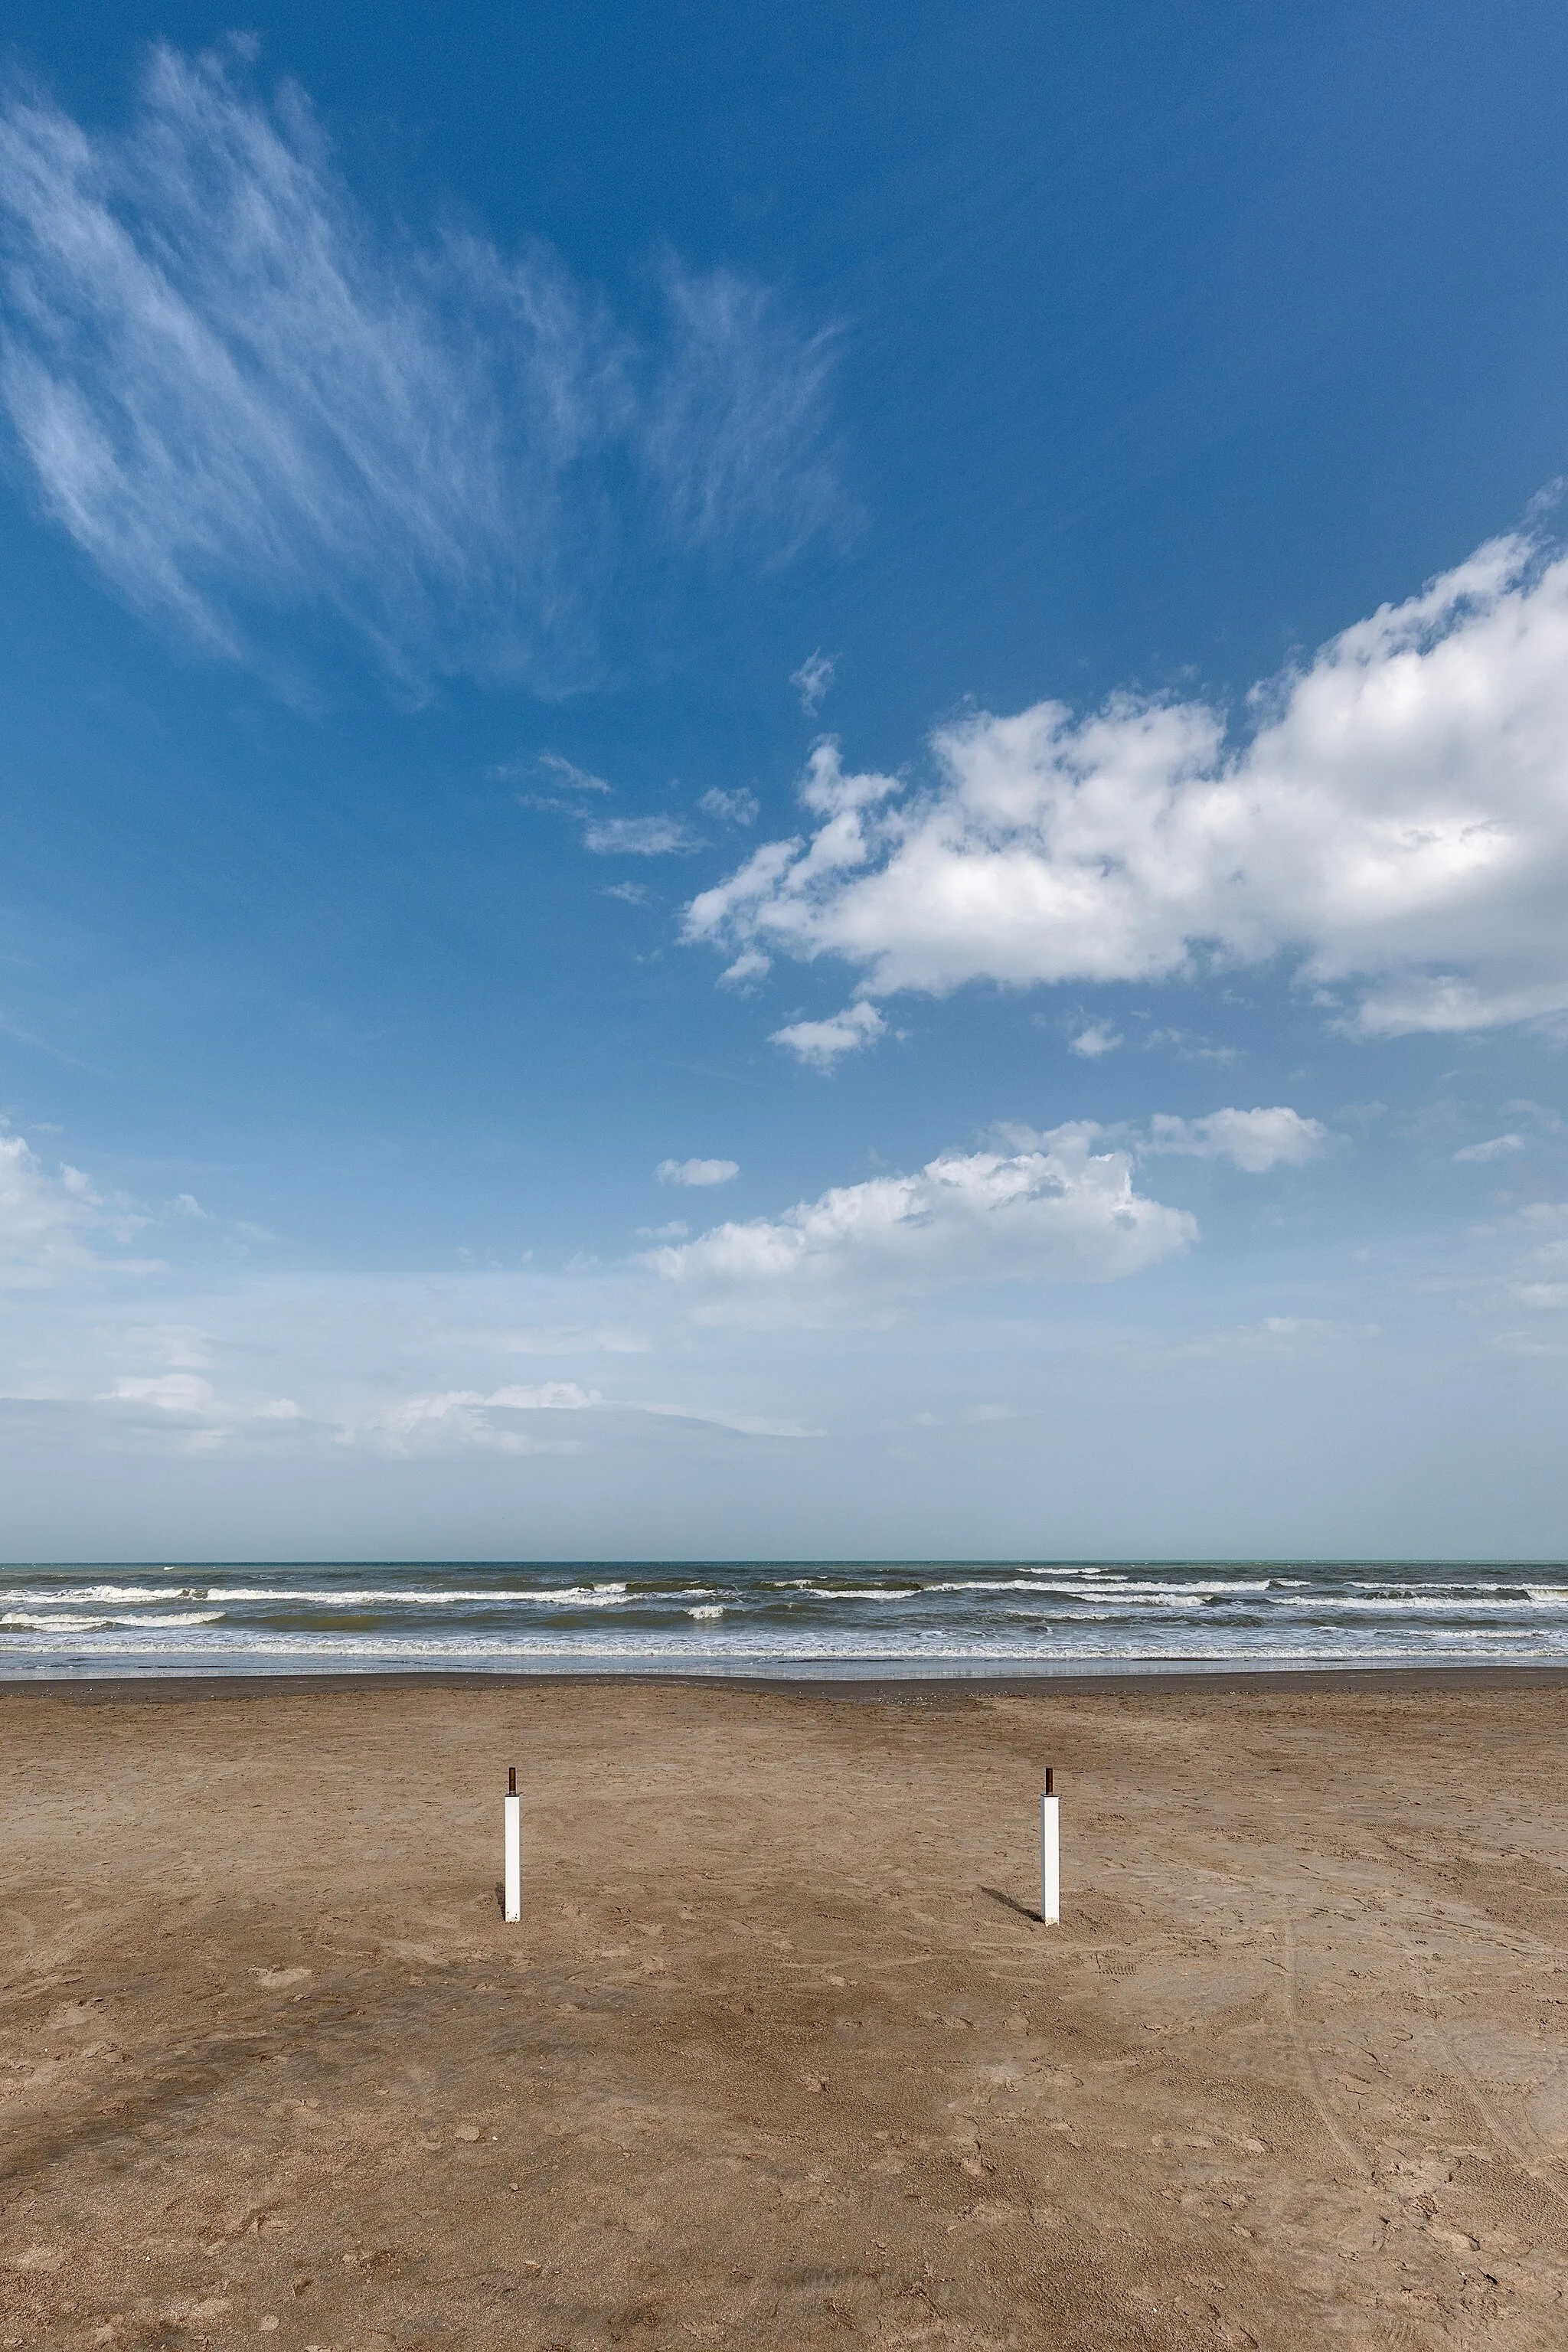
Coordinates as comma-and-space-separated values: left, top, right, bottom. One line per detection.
1, 1559, 1566, 1678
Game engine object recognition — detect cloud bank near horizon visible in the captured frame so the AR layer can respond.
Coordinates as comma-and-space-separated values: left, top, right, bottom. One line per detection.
0, 1106, 1560, 1561
2, 1103, 1328, 1410
688, 529, 1568, 1048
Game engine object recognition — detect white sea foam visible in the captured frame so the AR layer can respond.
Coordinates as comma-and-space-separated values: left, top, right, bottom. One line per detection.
1263, 1592, 1566, 1615
1, 1614, 1560, 1665
1427, 1624, 1548, 1643
920, 1578, 1083, 1596
201, 1585, 635, 1606
781, 1584, 923, 1600
2, 1612, 115, 1631
1, 1560, 1563, 1678
1, 1609, 226, 1632
0, 1585, 207, 1606
132, 1576, 1565, 1619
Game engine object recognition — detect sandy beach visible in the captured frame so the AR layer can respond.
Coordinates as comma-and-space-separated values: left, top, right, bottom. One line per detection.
1, 1670, 1565, 2350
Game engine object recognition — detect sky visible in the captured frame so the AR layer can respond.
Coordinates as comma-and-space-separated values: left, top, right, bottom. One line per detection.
2, 1, 1567, 1560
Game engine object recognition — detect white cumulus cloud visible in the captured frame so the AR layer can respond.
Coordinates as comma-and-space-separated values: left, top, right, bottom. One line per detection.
1143, 1107, 1331, 1172
0, 1133, 149, 1285
1453, 1132, 1527, 1164
95, 1373, 303, 1446
1509, 1282, 1568, 1310
1070, 1022, 1122, 1058
639, 1125, 1195, 1325
998, 1106, 1329, 1174
351, 1380, 599, 1456
697, 786, 759, 825
770, 1000, 886, 1069
657, 1158, 740, 1187
686, 528, 1568, 1040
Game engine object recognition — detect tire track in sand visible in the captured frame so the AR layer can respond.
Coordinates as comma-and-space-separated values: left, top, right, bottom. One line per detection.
1281, 1903, 1367, 2177
1406, 1961, 1568, 2216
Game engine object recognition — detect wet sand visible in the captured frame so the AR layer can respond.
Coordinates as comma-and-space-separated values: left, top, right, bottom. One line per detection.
1, 1670, 1565, 2350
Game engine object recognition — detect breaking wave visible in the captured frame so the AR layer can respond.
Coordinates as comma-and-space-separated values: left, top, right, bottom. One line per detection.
0, 1558, 1564, 1677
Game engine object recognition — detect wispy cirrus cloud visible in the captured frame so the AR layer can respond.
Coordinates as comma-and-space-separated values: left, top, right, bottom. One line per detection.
524, 753, 705, 855
0, 44, 847, 695
790, 649, 835, 714
640, 266, 848, 570
687, 528, 1568, 1041
580, 812, 704, 857
345, 1380, 818, 1455
534, 753, 612, 796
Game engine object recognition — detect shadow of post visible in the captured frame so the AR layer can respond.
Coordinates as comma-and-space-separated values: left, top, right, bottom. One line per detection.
981, 1884, 1042, 1925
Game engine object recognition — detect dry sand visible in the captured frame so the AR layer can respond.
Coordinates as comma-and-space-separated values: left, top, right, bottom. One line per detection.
1, 1669, 1565, 2350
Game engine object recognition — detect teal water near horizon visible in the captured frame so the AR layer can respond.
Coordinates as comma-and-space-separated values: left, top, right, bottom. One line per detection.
2, 1558, 1566, 1677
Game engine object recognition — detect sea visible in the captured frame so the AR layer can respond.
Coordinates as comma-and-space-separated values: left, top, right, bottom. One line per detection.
1, 1558, 1566, 1679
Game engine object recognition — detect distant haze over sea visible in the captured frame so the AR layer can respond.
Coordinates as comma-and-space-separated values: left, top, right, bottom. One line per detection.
2, 1561, 1566, 1679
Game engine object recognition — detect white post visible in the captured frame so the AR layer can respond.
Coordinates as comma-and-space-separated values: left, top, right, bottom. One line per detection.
1040, 1767, 1060, 1925
504, 1766, 521, 1923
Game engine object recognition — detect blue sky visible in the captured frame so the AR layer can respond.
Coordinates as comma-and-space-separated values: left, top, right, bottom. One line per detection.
2, 2, 1567, 1559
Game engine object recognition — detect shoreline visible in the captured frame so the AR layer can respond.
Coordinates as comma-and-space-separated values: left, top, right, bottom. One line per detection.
5, 1658, 1568, 1704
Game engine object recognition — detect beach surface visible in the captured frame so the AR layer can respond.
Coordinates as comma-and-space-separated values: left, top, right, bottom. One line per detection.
1, 1671, 1565, 2350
